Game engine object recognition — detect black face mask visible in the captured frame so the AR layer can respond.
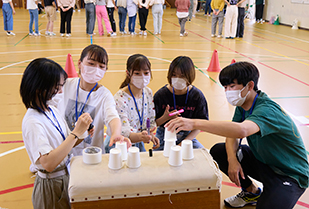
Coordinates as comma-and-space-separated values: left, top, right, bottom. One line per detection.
142, 0, 145, 4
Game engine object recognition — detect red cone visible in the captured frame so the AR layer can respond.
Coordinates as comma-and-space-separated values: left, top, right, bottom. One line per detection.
231, 59, 236, 64
207, 50, 221, 72
65, 53, 78, 78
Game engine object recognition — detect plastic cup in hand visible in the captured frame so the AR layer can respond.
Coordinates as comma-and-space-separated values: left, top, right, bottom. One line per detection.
163, 138, 176, 157
115, 141, 128, 161
108, 148, 122, 170
164, 128, 177, 141
168, 145, 183, 166
126, 147, 141, 169
181, 139, 194, 160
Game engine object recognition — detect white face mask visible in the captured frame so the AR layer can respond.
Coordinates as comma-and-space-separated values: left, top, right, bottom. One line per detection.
225, 84, 249, 106
131, 75, 150, 89
81, 63, 106, 83
171, 77, 187, 90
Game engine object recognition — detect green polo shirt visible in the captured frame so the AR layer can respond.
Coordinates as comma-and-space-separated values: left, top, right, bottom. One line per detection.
233, 91, 309, 188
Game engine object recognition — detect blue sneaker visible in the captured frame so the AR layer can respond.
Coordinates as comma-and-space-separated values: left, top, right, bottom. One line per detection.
224, 187, 262, 208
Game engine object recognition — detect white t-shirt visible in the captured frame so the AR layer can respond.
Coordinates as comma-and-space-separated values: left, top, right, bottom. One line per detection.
114, 87, 156, 138
106, 0, 115, 7
27, 0, 38, 9
54, 78, 119, 156
22, 106, 71, 170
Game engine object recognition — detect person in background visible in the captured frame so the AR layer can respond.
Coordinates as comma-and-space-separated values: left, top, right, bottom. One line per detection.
74, 0, 81, 11
137, 0, 151, 36
236, 0, 247, 38
105, 54, 160, 152
58, 0, 75, 37
210, 0, 224, 38
255, 0, 265, 23
21, 58, 93, 209
2, 0, 16, 36
44, 0, 57, 35
84, 0, 96, 35
127, 0, 138, 35
224, 0, 238, 39
165, 61, 309, 208
154, 56, 208, 150
96, 0, 116, 36
106, 0, 118, 34
38, 1, 45, 14
27, 0, 40, 36
150, 0, 164, 35
175, 0, 190, 37
204, 0, 212, 16
117, 0, 128, 34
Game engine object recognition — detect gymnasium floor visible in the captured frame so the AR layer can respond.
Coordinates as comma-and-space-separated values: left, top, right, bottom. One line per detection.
0, 7, 309, 209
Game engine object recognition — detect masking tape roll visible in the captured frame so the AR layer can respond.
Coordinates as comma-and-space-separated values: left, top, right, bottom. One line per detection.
83, 147, 102, 164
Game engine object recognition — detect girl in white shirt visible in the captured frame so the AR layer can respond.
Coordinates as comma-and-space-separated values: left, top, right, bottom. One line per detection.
106, 54, 159, 152
21, 58, 93, 209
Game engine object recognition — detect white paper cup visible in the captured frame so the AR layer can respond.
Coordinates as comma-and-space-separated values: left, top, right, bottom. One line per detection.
163, 138, 176, 157
164, 128, 177, 141
115, 141, 128, 161
126, 147, 141, 169
83, 147, 102, 165
181, 140, 194, 160
168, 145, 183, 166
108, 148, 123, 170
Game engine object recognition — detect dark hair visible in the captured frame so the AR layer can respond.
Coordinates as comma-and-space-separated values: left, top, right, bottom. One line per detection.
167, 56, 195, 85
20, 58, 67, 111
80, 44, 108, 66
219, 62, 259, 91
120, 54, 152, 88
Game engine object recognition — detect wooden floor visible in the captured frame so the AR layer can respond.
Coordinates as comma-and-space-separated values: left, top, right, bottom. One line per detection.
0, 8, 309, 209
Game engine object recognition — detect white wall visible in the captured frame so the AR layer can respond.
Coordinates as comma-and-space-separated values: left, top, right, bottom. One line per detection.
264, 0, 309, 29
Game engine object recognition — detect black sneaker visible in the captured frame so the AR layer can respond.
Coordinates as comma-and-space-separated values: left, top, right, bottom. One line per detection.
224, 187, 262, 208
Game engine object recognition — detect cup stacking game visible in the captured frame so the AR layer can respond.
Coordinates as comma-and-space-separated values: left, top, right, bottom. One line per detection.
69, 130, 222, 209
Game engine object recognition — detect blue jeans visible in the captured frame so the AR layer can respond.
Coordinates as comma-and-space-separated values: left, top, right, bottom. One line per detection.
154, 126, 204, 151
29, 9, 39, 33
128, 14, 136, 33
2, 3, 13, 31
85, 3, 96, 34
104, 135, 146, 153
204, 0, 212, 15
118, 7, 127, 32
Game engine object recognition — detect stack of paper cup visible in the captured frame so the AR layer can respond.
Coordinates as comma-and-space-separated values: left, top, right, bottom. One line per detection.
164, 128, 177, 141
163, 138, 176, 157
181, 139, 194, 160
168, 145, 183, 166
127, 147, 141, 169
83, 147, 102, 165
115, 141, 128, 161
108, 148, 122, 170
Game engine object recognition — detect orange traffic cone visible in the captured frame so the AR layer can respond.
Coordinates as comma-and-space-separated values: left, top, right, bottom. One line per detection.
207, 50, 221, 72
231, 59, 236, 64
65, 53, 78, 78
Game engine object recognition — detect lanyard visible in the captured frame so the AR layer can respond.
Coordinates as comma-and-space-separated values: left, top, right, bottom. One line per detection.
239, 93, 259, 145
38, 107, 66, 141
173, 86, 189, 111
75, 78, 97, 122
128, 84, 144, 130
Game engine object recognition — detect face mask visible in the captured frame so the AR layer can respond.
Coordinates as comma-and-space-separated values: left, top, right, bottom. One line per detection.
81, 63, 106, 83
225, 84, 249, 106
171, 77, 187, 90
131, 75, 150, 89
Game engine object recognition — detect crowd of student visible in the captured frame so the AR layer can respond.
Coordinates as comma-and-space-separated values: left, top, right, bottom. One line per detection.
20, 44, 308, 209
2, 0, 266, 38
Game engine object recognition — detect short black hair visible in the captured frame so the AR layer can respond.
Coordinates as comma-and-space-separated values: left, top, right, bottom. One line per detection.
167, 56, 195, 85
120, 54, 152, 88
219, 62, 259, 91
80, 44, 108, 65
20, 58, 67, 111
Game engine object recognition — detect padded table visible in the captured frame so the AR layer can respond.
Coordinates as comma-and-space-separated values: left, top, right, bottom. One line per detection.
69, 148, 222, 209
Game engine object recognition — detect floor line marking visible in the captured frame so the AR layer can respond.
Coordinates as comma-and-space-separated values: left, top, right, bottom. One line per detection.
0, 146, 25, 157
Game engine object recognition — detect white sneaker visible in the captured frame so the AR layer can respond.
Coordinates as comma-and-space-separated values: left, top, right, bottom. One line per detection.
180, 33, 183, 37
224, 188, 262, 208
45, 31, 50, 35
49, 32, 56, 36
130, 32, 136, 35
111, 32, 117, 36
143, 31, 147, 36
217, 35, 222, 38
123, 31, 127, 34
78, 9, 81, 12
34, 32, 41, 36
7, 31, 15, 36
139, 31, 143, 35
66, 33, 71, 37
60, 33, 65, 37
211, 34, 216, 37
184, 31, 188, 36
29, 32, 35, 36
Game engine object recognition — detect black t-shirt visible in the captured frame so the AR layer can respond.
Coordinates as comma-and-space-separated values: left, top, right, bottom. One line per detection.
44, 0, 54, 7
154, 85, 209, 127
